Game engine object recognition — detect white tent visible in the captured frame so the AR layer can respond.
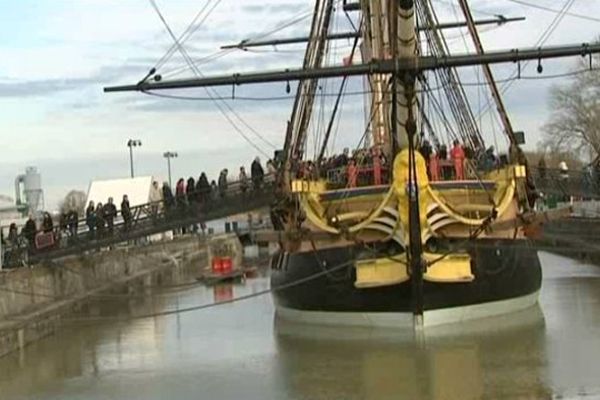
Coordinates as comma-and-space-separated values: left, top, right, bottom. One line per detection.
86, 176, 155, 210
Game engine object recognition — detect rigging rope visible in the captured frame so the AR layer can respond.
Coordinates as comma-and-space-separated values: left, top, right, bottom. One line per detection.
502, 0, 600, 23
476, 0, 576, 119
148, 0, 274, 156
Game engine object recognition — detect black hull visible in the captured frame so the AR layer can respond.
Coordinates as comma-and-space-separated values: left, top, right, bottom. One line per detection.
270, 239, 542, 323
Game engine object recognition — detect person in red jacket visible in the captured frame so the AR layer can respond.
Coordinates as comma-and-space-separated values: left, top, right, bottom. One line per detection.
347, 159, 358, 188
450, 140, 465, 180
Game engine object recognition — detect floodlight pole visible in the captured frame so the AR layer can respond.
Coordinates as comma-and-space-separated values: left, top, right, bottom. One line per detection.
127, 139, 142, 178
163, 151, 178, 188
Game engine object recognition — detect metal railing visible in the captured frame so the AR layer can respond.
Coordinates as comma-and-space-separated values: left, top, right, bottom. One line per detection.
2, 175, 277, 266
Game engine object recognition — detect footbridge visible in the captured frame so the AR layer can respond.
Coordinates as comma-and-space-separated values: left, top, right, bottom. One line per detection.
16, 181, 277, 264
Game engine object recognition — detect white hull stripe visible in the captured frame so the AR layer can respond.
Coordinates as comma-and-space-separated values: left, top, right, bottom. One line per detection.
275, 290, 540, 328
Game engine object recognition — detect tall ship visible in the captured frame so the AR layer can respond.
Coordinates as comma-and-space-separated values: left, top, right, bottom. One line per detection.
105, 0, 600, 327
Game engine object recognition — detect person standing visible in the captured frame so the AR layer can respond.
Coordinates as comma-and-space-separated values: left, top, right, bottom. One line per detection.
7, 223, 18, 246
121, 195, 132, 231
162, 183, 175, 211
251, 157, 264, 190
439, 144, 448, 161
41, 212, 53, 234
67, 209, 79, 240
559, 160, 569, 180
372, 147, 383, 185
103, 197, 117, 235
149, 181, 163, 219
210, 180, 218, 200
538, 156, 547, 181
239, 166, 249, 194
22, 215, 37, 249
95, 203, 105, 237
347, 159, 358, 188
175, 178, 186, 209
186, 177, 196, 205
450, 140, 465, 180
86, 201, 96, 239
196, 173, 210, 203
218, 169, 229, 198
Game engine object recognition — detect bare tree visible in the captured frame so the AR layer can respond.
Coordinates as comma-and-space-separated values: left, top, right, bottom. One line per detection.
58, 190, 86, 216
542, 57, 600, 163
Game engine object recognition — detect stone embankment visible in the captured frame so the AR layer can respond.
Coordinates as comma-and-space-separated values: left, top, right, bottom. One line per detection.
0, 234, 242, 358
539, 216, 600, 264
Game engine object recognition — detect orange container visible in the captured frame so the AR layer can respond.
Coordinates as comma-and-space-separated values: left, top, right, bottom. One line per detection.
221, 256, 233, 273
211, 257, 223, 273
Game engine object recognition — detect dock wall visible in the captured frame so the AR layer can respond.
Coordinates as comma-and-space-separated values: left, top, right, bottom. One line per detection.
0, 235, 227, 358
539, 216, 600, 264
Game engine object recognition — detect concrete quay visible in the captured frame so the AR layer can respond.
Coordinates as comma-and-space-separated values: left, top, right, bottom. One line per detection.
0, 234, 243, 359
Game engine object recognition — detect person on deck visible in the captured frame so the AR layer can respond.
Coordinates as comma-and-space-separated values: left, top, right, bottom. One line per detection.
484, 146, 497, 171
103, 197, 117, 235
451, 140, 466, 180
439, 144, 448, 161
347, 159, 358, 188
372, 147, 383, 185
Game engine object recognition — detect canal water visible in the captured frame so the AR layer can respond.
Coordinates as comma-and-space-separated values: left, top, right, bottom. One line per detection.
0, 252, 599, 399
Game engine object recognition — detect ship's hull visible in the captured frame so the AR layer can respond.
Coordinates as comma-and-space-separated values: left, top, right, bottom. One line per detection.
270, 239, 542, 327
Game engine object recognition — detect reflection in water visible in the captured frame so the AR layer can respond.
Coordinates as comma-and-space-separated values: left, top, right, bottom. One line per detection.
274, 306, 550, 400
0, 252, 599, 399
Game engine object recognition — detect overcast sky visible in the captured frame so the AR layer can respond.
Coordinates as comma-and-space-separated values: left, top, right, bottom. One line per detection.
1, 0, 599, 210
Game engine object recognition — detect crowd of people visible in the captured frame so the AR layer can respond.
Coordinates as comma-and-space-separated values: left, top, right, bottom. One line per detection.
307, 146, 389, 187
419, 139, 500, 182
1, 157, 274, 263
310, 140, 494, 188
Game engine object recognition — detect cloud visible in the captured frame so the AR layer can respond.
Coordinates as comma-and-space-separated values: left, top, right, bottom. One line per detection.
0, 77, 96, 98
2, 0, 600, 209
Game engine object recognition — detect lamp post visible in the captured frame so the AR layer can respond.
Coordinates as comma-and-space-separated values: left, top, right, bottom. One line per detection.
127, 139, 142, 178
163, 151, 178, 188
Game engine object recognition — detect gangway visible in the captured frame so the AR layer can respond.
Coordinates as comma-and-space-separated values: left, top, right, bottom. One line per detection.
6, 180, 277, 264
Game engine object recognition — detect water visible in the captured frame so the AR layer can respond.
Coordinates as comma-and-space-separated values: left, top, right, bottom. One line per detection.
1, 252, 600, 400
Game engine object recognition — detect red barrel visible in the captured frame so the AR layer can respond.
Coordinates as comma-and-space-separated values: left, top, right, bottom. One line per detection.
221, 256, 233, 273
211, 257, 223, 273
